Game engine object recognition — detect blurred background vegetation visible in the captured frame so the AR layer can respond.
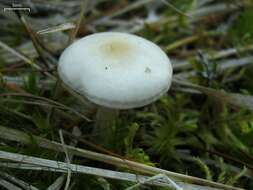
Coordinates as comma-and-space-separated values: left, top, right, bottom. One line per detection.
1, 0, 253, 189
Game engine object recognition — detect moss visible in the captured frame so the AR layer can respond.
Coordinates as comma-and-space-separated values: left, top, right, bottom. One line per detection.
228, 8, 253, 44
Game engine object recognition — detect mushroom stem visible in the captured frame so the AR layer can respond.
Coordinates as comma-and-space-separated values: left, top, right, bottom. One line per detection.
94, 106, 119, 144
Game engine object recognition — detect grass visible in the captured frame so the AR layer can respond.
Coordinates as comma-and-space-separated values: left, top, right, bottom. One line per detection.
1, 0, 253, 189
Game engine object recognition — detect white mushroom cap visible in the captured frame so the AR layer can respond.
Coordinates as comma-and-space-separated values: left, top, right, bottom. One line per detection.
58, 32, 172, 109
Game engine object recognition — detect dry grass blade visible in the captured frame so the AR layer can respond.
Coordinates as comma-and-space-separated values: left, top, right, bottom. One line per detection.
174, 56, 253, 78
0, 93, 91, 121
0, 40, 33, 65
210, 45, 253, 60
47, 127, 81, 190
0, 40, 55, 79
173, 78, 253, 111
68, 0, 88, 43
161, 0, 191, 17
125, 174, 183, 190
165, 31, 219, 53
0, 178, 23, 190
0, 125, 242, 190
1, 1, 252, 189
19, 14, 51, 68
125, 3, 241, 33
37, 23, 76, 35
0, 172, 39, 190
58, 130, 71, 190
0, 150, 220, 190
173, 46, 253, 71
47, 176, 65, 190
94, 0, 153, 23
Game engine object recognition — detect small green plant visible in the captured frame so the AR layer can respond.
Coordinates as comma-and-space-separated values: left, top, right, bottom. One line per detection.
195, 157, 213, 181
229, 8, 253, 44
138, 95, 199, 164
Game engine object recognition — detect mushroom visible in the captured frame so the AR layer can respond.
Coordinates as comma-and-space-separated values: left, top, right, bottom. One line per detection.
58, 32, 172, 143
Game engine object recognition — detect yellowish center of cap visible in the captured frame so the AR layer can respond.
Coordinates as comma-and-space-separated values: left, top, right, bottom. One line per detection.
100, 40, 131, 59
